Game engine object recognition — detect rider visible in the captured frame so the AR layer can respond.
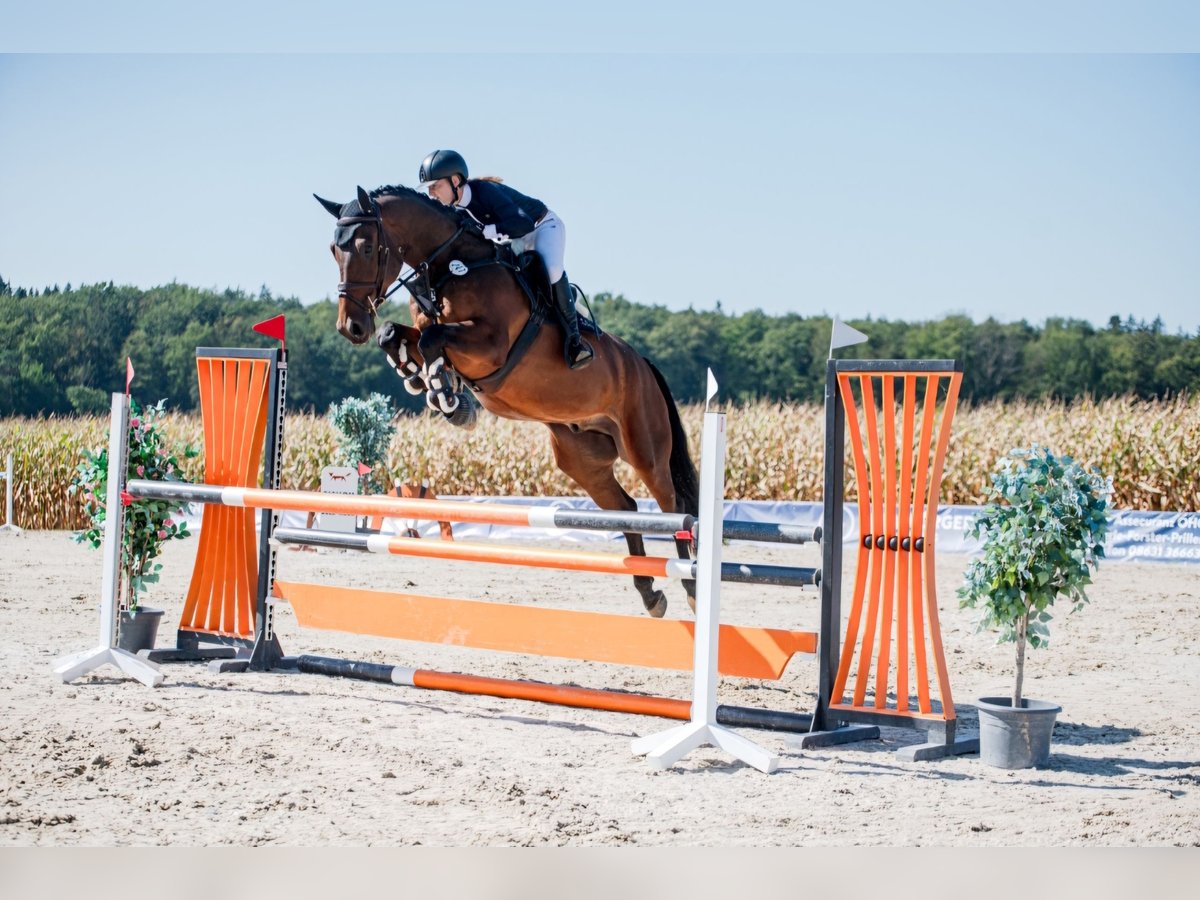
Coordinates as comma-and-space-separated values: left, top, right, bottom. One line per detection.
418, 149, 594, 370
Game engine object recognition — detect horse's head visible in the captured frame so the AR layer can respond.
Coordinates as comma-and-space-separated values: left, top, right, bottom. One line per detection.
315, 186, 399, 344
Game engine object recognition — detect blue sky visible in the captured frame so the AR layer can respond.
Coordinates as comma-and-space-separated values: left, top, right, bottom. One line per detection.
2, 4, 1198, 332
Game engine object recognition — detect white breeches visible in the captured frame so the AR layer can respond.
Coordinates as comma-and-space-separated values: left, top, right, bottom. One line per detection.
529, 210, 566, 283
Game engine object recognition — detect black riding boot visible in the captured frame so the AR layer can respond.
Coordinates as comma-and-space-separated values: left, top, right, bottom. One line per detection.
551, 274, 594, 370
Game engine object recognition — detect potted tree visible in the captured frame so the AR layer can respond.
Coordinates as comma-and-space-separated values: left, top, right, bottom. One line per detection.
958, 445, 1111, 769
328, 392, 397, 498
71, 398, 196, 651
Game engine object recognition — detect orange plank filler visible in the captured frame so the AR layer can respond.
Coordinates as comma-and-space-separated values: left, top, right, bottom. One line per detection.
274, 581, 815, 680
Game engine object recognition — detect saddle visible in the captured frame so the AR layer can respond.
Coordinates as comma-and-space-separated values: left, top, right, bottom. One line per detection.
508, 248, 601, 337
397, 220, 602, 396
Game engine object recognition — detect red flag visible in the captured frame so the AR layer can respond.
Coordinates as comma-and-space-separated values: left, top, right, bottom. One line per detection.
125, 357, 135, 396
357, 463, 372, 477
253, 314, 286, 350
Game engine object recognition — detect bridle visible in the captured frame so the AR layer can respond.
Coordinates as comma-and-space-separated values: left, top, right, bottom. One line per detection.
335, 199, 472, 323
335, 204, 394, 319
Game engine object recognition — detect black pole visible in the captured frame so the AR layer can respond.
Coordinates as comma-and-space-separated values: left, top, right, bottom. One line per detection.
814, 359, 846, 732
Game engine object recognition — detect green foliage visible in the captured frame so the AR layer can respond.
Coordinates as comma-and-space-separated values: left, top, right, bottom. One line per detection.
69, 399, 198, 609
328, 393, 397, 494
66, 385, 110, 415
958, 445, 1111, 705
1, 281, 1198, 415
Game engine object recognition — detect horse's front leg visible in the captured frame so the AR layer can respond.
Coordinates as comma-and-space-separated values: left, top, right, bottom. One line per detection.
377, 321, 429, 397
415, 324, 480, 429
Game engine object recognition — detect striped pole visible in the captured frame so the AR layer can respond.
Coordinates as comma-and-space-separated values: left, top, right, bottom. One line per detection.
271, 526, 819, 588
126, 480, 693, 536
297, 655, 817, 732
126, 479, 821, 546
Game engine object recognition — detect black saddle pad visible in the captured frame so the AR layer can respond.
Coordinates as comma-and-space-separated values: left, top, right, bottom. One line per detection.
513, 250, 600, 335
576, 309, 600, 336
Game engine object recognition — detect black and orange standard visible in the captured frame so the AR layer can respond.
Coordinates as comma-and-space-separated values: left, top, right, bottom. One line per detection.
799, 360, 978, 760
145, 347, 286, 668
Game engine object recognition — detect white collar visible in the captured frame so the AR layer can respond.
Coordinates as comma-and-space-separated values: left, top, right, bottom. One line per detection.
456, 183, 472, 207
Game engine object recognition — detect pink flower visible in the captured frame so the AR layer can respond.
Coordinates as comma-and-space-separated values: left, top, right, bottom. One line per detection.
164, 518, 174, 527
136, 465, 145, 476
166, 464, 174, 474
130, 418, 141, 428
157, 530, 167, 540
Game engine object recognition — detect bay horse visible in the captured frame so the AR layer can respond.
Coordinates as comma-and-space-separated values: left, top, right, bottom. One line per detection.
314, 185, 699, 617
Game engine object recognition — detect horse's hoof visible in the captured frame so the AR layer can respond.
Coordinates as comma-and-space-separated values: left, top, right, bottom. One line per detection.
377, 321, 401, 352
444, 394, 477, 429
644, 591, 668, 619
376, 324, 400, 360
427, 389, 460, 415
403, 375, 426, 395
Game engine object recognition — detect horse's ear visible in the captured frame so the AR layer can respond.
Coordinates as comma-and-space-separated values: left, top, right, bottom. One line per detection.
356, 185, 374, 214
314, 194, 344, 218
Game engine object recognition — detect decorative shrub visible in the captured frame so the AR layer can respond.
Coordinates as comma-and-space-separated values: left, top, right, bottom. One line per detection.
69, 398, 197, 610
328, 393, 397, 494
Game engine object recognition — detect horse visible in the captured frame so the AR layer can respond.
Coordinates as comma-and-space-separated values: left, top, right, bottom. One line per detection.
314, 184, 699, 617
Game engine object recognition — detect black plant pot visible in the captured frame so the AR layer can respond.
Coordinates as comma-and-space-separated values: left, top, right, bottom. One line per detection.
117, 607, 164, 653
976, 696, 1061, 769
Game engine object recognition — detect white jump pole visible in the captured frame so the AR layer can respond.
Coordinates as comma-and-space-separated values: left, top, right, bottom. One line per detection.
0, 452, 20, 534
631, 372, 779, 774
52, 393, 164, 687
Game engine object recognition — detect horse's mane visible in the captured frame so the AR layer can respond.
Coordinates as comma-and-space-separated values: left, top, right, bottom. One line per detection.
369, 183, 450, 216
335, 183, 477, 248
369, 183, 488, 244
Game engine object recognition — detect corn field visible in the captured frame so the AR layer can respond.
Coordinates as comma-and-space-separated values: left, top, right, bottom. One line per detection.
1, 395, 1197, 531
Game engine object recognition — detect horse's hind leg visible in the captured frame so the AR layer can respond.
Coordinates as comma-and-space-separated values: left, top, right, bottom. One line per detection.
613, 369, 699, 611
546, 425, 669, 618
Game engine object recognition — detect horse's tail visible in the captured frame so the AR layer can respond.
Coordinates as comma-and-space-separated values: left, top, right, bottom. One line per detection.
645, 359, 699, 517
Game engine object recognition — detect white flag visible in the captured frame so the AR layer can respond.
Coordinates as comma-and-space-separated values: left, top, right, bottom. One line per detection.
829, 316, 869, 356
705, 368, 718, 410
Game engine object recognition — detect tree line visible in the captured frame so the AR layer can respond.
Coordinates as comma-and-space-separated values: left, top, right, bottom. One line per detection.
2, 277, 1197, 418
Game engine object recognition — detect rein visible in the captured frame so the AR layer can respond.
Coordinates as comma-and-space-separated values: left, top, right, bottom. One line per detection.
337, 195, 548, 393
338, 200, 514, 323
392, 222, 472, 320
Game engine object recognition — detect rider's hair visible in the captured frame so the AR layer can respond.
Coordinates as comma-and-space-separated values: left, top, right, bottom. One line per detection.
475, 175, 504, 184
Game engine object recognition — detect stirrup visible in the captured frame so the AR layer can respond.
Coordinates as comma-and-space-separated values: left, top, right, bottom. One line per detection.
565, 338, 594, 370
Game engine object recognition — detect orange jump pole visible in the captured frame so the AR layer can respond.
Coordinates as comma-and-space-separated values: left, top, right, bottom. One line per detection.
270, 526, 819, 588
125, 481, 694, 536
125, 480, 823, 547
294, 655, 821, 732
276, 532, 690, 579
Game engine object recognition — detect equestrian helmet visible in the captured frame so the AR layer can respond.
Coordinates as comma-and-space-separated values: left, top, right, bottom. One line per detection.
419, 149, 468, 186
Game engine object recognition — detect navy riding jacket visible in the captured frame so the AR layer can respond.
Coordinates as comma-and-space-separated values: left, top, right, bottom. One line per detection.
460, 180, 549, 239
